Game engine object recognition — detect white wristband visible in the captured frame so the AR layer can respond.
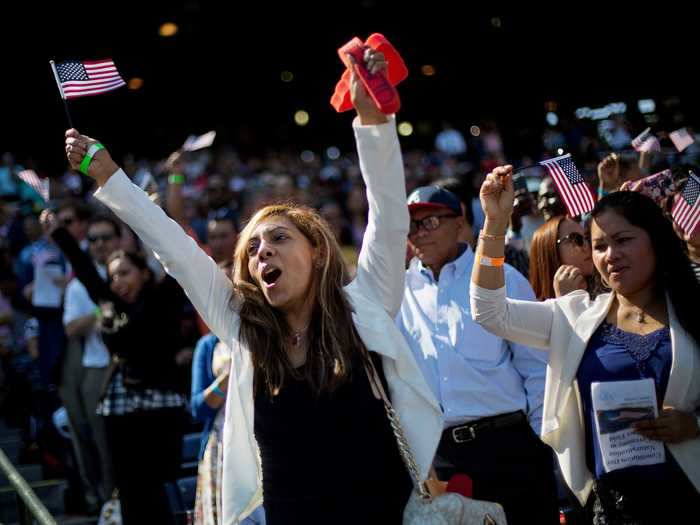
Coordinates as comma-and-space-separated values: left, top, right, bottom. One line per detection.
476, 254, 505, 267
86, 143, 102, 158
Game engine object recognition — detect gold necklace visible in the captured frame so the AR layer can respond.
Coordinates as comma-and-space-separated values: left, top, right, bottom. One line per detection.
620, 300, 653, 324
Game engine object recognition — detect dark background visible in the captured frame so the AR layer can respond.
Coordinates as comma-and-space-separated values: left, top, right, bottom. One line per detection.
2, 1, 696, 173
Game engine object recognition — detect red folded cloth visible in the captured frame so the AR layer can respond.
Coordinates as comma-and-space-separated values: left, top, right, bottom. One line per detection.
331, 33, 408, 114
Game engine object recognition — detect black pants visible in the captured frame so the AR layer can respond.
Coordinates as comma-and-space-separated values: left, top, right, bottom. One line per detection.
265, 489, 409, 525
34, 306, 66, 388
104, 408, 184, 525
588, 469, 700, 524
437, 416, 559, 525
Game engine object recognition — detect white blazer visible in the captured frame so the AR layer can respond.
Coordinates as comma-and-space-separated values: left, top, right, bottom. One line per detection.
95, 117, 444, 524
470, 283, 700, 505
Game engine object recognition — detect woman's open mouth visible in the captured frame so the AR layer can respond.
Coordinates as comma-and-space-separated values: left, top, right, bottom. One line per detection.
262, 268, 282, 288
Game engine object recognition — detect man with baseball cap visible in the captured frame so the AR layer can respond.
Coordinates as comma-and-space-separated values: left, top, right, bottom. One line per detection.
396, 186, 558, 524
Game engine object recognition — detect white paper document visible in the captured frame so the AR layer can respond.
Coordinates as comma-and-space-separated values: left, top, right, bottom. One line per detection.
591, 378, 665, 473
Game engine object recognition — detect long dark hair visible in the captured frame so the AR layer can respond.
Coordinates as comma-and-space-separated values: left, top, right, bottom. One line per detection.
591, 191, 700, 346
233, 203, 370, 398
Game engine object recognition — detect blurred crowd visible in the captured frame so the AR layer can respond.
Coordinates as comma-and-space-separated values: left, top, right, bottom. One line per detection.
0, 112, 698, 522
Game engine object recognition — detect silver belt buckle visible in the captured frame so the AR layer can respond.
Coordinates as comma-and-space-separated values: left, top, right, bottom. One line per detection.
452, 424, 476, 443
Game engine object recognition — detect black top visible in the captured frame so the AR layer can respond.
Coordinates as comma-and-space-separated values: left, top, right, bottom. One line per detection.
254, 351, 412, 525
52, 227, 185, 392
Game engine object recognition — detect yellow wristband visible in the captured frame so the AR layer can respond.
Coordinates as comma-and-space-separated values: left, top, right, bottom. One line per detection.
476, 254, 505, 267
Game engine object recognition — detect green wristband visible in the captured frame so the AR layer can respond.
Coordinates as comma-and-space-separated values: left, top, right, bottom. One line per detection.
168, 173, 186, 185
79, 143, 105, 176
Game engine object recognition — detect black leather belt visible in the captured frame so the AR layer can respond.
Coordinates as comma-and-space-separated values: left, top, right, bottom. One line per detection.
442, 410, 526, 444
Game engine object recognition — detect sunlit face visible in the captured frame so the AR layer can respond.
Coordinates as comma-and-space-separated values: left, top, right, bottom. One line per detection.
590, 211, 656, 295
557, 219, 593, 276
87, 222, 121, 266
245, 216, 316, 313
407, 207, 462, 270
108, 256, 149, 304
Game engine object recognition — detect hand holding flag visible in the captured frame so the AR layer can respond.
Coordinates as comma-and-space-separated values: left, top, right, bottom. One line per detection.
479, 165, 515, 228
65, 129, 118, 187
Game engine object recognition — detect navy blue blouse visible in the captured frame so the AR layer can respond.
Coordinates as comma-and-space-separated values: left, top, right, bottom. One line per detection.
576, 320, 685, 482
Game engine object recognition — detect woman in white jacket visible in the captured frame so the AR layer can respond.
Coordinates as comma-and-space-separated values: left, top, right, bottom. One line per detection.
470, 165, 700, 524
63, 50, 442, 525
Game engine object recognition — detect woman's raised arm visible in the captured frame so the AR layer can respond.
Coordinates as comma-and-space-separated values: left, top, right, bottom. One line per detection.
65, 130, 240, 345
348, 50, 409, 318
470, 165, 556, 349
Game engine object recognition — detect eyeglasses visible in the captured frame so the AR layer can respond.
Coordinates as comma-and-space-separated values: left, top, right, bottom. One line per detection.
538, 191, 558, 201
556, 232, 587, 248
88, 233, 116, 244
60, 217, 76, 227
409, 214, 459, 236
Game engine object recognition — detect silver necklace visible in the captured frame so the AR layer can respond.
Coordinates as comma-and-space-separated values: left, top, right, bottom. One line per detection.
291, 321, 311, 347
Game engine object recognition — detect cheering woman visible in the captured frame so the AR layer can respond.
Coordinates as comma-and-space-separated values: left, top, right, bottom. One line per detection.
63, 50, 442, 525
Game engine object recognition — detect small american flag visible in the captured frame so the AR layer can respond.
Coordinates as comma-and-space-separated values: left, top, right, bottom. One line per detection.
631, 128, 661, 153
54, 59, 126, 100
669, 128, 695, 153
539, 154, 595, 217
672, 173, 700, 237
17, 170, 49, 201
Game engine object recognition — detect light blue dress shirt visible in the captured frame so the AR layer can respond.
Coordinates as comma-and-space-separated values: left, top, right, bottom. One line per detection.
397, 244, 547, 433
